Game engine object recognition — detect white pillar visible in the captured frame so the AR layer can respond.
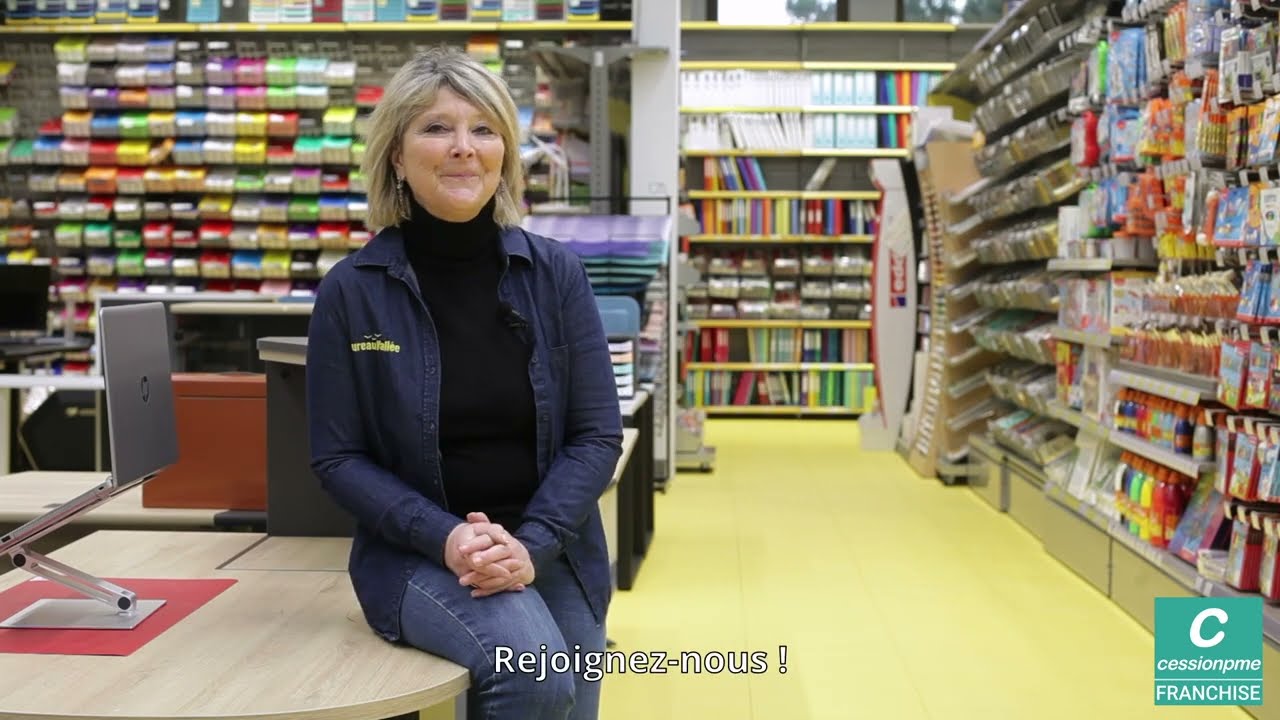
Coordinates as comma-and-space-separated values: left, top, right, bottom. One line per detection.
630, 0, 680, 478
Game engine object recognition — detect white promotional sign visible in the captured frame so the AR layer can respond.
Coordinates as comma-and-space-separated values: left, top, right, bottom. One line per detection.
859, 159, 917, 450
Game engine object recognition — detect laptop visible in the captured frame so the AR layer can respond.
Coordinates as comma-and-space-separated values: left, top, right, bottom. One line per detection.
98, 302, 179, 490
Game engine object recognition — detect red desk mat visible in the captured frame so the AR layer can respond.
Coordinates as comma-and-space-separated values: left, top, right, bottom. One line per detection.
0, 578, 236, 656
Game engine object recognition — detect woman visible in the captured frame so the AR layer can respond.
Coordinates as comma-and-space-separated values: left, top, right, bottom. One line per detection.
306, 45, 623, 720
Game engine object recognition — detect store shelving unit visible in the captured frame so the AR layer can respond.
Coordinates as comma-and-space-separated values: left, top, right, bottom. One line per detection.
933, 2, 1280, 714
900, 120, 1005, 480
909, 0, 1111, 482
0, 8, 684, 479
0, 21, 637, 33
675, 18, 984, 418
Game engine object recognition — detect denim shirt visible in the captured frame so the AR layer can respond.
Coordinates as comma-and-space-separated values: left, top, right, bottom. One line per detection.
305, 223, 624, 643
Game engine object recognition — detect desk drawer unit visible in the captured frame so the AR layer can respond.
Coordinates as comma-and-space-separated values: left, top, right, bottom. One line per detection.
143, 372, 266, 511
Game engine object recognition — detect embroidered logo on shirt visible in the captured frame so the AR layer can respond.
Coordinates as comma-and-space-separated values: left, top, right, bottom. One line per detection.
351, 333, 401, 353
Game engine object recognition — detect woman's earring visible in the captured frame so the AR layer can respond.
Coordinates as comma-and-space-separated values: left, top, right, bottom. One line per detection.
396, 176, 408, 219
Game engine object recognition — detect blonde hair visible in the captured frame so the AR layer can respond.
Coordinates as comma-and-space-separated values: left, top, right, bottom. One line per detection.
361, 45, 525, 230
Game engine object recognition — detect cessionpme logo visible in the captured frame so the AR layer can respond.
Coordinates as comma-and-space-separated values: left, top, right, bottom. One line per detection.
350, 334, 401, 353
1154, 597, 1263, 706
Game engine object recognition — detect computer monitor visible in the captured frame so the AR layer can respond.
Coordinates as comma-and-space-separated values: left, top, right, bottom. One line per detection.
0, 301, 179, 630
0, 264, 51, 336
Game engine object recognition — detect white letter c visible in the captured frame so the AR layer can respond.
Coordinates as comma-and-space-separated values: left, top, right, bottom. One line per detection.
1190, 608, 1228, 648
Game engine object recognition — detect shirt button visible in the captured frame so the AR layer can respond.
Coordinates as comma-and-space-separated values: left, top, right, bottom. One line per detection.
428, 422, 436, 431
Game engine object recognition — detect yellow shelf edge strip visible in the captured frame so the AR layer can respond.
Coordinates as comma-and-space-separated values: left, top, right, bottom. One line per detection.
700, 405, 864, 415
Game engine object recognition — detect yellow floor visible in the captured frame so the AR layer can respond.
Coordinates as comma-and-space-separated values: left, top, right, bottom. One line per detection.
599, 419, 1254, 720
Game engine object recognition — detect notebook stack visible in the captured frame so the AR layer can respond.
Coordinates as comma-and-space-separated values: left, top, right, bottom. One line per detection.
522, 214, 671, 295
610, 338, 635, 399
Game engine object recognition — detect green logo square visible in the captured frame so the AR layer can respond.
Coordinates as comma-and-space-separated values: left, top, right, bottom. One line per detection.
1154, 597, 1264, 706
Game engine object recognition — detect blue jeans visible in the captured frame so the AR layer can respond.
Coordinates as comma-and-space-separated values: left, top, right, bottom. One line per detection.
399, 553, 606, 720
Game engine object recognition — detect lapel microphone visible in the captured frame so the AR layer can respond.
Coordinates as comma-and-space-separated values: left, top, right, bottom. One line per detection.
497, 302, 532, 344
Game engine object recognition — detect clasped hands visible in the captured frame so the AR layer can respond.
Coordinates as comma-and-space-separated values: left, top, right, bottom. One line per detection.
444, 512, 535, 598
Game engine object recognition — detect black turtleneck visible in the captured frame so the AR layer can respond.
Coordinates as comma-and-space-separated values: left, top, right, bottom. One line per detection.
403, 197, 539, 531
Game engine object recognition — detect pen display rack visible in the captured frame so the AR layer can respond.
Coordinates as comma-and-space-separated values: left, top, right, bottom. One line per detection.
971, 268, 1060, 314
922, 0, 1107, 479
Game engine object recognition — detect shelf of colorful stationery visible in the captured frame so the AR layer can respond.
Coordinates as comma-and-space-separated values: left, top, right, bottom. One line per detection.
685, 362, 872, 372
680, 61, 957, 73
1050, 477, 1280, 643
690, 319, 870, 330
678, 21, 959, 33
1109, 362, 1219, 406
679, 105, 917, 115
681, 148, 911, 159
1108, 428, 1215, 479
1047, 399, 1110, 437
0, 20, 635, 33
685, 234, 873, 245
685, 191, 880, 201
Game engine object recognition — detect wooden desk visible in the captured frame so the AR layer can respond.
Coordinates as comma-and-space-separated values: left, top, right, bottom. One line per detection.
0, 530, 468, 720
223, 536, 351, 572
0, 472, 224, 528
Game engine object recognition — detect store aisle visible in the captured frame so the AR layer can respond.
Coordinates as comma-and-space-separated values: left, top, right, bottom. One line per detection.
598, 419, 1253, 720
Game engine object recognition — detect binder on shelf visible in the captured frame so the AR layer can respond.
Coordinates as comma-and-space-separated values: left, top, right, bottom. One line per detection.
535, 0, 563, 20
313, 0, 344, 22
374, 0, 407, 21
470, 0, 501, 18
566, 0, 596, 21
404, 0, 440, 20
96, 0, 128, 22
439, 0, 467, 19
502, 0, 534, 21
